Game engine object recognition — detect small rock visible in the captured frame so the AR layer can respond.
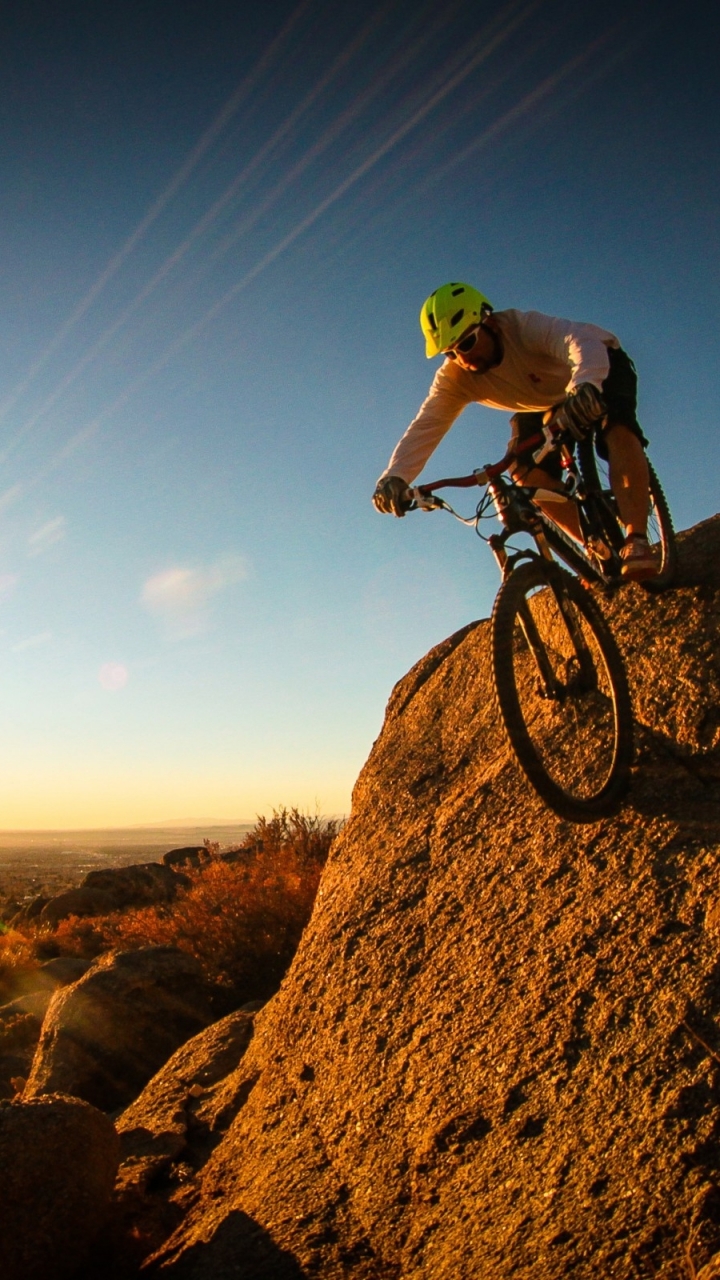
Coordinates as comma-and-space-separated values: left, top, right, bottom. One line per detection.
116, 1008, 256, 1191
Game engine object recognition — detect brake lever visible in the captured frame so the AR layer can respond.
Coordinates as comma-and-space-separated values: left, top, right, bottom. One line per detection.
407, 487, 443, 512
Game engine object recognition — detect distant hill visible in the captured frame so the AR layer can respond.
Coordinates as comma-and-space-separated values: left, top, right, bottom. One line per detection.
125, 819, 253, 830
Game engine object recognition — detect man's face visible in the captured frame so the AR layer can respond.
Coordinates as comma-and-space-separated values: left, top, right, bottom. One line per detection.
445, 320, 501, 373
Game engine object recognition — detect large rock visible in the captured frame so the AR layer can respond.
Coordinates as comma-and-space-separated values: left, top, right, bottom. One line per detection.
144, 517, 720, 1279
24, 946, 217, 1111
40, 886, 117, 926
0, 1093, 119, 1280
39, 862, 186, 927
163, 846, 210, 869
81, 861, 185, 907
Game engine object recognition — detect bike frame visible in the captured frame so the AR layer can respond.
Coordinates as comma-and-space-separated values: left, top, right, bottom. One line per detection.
409, 426, 625, 593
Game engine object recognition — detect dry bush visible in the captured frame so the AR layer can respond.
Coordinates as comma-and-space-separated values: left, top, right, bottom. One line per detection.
0, 932, 41, 1004
235, 807, 343, 866
14, 809, 342, 1004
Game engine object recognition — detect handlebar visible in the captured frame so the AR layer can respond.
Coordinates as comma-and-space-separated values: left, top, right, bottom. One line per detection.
406, 420, 568, 510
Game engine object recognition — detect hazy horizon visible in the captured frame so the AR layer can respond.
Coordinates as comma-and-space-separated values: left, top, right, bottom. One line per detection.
0, 819, 254, 838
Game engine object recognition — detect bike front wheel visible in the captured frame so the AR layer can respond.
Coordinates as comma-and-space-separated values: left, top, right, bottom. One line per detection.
492, 560, 634, 822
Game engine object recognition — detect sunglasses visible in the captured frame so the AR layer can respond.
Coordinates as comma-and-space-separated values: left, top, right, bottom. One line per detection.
444, 324, 482, 359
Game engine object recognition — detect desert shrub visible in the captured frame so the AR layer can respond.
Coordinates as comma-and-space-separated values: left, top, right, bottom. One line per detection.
0, 932, 41, 1003
15, 809, 343, 1004
235, 807, 343, 866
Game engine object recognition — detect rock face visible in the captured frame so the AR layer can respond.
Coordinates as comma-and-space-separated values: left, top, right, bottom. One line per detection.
116, 1007, 257, 1191
24, 946, 217, 1112
144, 517, 720, 1280
78, 1011, 259, 1276
0, 1093, 119, 1280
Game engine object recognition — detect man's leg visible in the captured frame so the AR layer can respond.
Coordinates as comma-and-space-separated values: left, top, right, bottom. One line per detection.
604, 422, 658, 579
508, 412, 583, 542
509, 458, 583, 542
604, 422, 650, 536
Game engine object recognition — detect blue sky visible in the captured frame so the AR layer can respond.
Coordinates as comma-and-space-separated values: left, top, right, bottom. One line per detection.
0, 0, 718, 827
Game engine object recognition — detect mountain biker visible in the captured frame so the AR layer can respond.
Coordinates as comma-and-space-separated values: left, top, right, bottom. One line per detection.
372, 282, 658, 581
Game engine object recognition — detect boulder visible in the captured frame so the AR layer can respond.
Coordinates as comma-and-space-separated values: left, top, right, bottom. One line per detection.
0, 1093, 119, 1280
81, 861, 185, 907
163, 846, 210, 869
73, 1011, 258, 1279
24, 946, 217, 1112
11, 893, 51, 924
40, 886, 116, 926
144, 517, 720, 1280
38, 863, 188, 928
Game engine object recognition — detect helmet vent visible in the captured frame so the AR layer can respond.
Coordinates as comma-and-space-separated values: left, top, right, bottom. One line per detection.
451, 287, 464, 296
428, 312, 437, 330
450, 309, 464, 327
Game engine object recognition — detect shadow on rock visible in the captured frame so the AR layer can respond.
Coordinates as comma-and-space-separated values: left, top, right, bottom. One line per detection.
147, 1210, 309, 1279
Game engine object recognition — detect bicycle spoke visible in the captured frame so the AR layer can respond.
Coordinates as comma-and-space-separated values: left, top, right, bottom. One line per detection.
493, 562, 633, 821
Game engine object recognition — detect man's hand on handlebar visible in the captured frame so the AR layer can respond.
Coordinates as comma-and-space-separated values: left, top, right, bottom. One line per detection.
545, 383, 607, 441
372, 475, 413, 517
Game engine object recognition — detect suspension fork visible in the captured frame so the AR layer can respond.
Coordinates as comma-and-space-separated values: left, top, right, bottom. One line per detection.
487, 481, 563, 698
548, 575, 598, 691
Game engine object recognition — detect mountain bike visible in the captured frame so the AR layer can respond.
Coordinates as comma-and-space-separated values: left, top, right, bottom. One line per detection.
405, 425, 676, 823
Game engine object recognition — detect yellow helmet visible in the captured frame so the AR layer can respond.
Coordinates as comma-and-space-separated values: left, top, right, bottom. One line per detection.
420, 282, 493, 357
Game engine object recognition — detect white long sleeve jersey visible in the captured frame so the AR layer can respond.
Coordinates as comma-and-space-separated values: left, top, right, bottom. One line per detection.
380, 309, 620, 484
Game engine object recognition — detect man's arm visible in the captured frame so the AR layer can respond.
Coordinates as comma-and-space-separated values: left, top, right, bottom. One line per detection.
517, 310, 617, 392
377, 364, 472, 485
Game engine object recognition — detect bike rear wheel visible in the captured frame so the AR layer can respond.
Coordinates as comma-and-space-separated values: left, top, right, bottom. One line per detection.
577, 439, 677, 591
492, 560, 634, 822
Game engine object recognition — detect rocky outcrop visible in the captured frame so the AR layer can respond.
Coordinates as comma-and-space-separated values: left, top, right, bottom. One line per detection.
24, 946, 217, 1112
40, 886, 118, 926
38, 862, 186, 927
163, 847, 210, 869
0, 1093, 119, 1280
141, 517, 720, 1279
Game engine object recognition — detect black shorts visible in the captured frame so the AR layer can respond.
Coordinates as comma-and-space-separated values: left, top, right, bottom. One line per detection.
509, 347, 649, 481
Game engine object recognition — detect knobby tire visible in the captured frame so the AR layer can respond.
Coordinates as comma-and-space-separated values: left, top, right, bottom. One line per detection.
577, 439, 677, 591
492, 560, 634, 823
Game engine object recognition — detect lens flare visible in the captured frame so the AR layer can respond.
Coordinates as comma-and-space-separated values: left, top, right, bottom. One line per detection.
98, 662, 129, 691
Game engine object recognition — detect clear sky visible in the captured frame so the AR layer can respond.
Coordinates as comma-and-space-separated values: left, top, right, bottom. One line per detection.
0, 0, 717, 828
